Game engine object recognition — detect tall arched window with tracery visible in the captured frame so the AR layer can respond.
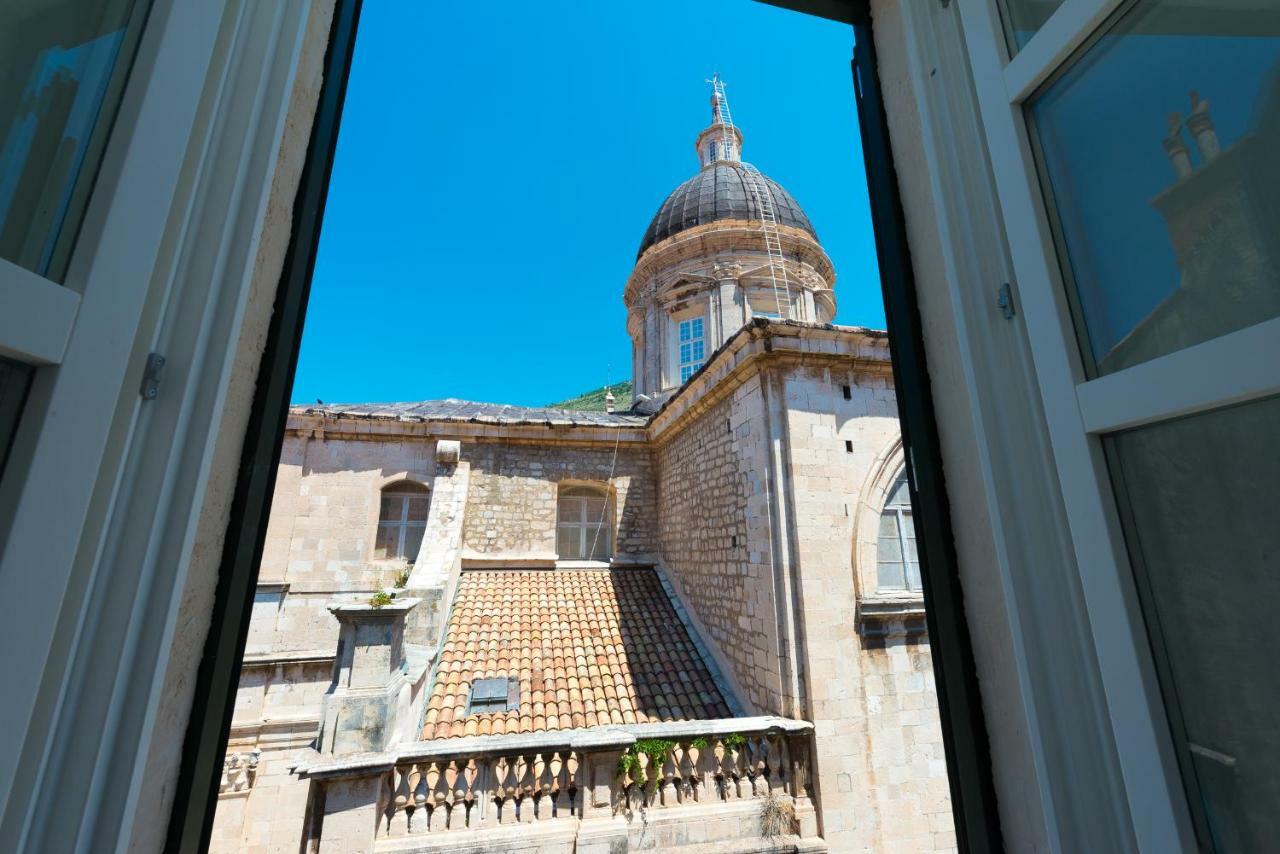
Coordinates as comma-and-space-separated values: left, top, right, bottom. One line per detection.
876, 472, 921, 592
557, 484, 611, 561
374, 481, 429, 562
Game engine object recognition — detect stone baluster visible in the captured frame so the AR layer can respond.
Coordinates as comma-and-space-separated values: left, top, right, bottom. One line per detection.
492, 756, 512, 825
426, 761, 447, 831
443, 760, 460, 829
566, 751, 580, 816
767, 735, 788, 793
713, 738, 730, 801
462, 759, 479, 829
412, 764, 430, 832
679, 742, 698, 803
660, 746, 678, 807
750, 737, 768, 797
515, 754, 533, 823
532, 753, 548, 819
548, 752, 564, 816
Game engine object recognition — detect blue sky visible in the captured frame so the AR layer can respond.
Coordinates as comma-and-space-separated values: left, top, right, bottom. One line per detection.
291, 1, 879, 407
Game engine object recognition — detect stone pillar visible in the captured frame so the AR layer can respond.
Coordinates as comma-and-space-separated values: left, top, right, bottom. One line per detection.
315, 774, 385, 854
404, 440, 469, 647
644, 303, 662, 395
317, 598, 419, 755
713, 262, 744, 342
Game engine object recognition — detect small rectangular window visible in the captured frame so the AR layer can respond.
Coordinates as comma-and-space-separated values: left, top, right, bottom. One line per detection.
845, 440, 854, 453
842, 385, 851, 399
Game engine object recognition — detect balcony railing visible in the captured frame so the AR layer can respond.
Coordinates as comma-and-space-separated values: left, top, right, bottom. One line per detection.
299, 716, 821, 853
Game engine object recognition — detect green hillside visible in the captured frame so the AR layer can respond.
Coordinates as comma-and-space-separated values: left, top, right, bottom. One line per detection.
548, 380, 633, 412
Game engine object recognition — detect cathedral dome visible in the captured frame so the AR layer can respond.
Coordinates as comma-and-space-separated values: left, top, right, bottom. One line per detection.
637, 163, 817, 259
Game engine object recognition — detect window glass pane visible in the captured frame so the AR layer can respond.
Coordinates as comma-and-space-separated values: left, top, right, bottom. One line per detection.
877, 560, 906, 591
998, 0, 1068, 53
1107, 394, 1280, 849
679, 321, 690, 342
402, 525, 424, 562
558, 495, 582, 523
1028, 1, 1280, 376
0, 0, 146, 282
586, 527, 609, 561
886, 474, 910, 507
379, 495, 398, 518
581, 496, 606, 520
876, 523, 902, 562
906, 561, 922, 592
0, 355, 34, 483
405, 495, 430, 521
374, 524, 397, 560
557, 527, 581, 559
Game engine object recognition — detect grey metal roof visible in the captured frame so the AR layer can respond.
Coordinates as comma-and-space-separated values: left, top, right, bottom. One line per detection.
293, 399, 649, 428
637, 163, 817, 259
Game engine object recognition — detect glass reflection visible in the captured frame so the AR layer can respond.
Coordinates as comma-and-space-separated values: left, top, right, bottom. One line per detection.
1028, 1, 1280, 376
999, 0, 1068, 52
0, 0, 143, 282
1108, 395, 1280, 851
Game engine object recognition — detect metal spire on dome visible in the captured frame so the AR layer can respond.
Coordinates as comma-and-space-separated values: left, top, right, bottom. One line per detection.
699, 72, 741, 165
705, 73, 793, 319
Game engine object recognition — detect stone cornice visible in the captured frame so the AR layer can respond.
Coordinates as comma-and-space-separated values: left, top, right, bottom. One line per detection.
625, 220, 834, 306
646, 319, 892, 444
286, 321, 890, 450
285, 414, 648, 446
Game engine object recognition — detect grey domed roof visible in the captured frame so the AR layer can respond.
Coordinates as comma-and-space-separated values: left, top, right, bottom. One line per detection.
638, 163, 817, 259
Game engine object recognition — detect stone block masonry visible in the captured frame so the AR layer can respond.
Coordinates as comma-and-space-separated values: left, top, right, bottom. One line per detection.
462, 440, 657, 559
656, 377, 785, 715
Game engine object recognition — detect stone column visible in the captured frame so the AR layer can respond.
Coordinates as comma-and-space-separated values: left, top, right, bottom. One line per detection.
404, 439, 469, 647
318, 597, 419, 755
713, 262, 744, 342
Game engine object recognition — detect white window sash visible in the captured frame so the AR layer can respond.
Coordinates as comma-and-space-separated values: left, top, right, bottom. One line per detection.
0, 260, 80, 366
958, 2, 1211, 847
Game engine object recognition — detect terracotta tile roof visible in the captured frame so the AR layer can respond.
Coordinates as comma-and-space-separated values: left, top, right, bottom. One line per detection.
422, 568, 732, 740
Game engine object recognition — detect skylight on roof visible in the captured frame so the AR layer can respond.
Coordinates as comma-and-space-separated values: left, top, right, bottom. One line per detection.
467, 677, 516, 715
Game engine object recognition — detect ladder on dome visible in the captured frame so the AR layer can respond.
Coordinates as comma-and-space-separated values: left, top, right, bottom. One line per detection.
711, 74, 792, 320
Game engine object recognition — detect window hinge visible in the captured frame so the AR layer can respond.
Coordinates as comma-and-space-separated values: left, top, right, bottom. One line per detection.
140, 352, 166, 401
997, 282, 1016, 320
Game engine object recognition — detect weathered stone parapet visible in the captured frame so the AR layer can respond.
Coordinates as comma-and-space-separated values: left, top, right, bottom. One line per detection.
297, 717, 824, 853
318, 598, 421, 756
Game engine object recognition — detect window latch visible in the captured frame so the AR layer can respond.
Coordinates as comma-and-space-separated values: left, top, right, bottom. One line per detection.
140, 352, 166, 401
997, 283, 1016, 320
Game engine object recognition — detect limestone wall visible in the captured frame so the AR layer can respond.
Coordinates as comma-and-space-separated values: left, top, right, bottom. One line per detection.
461, 441, 657, 560
261, 432, 438, 592
653, 356, 954, 851
655, 376, 785, 714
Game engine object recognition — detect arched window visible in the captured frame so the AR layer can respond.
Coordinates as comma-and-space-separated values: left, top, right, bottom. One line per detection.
876, 472, 921, 592
374, 481, 429, 561
557, 484, 611, 561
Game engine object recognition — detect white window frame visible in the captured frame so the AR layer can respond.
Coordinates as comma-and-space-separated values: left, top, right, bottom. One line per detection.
556, 484, 612, 561
375, 484, 429, 562
677, 314, 705, 383
957, 2, 1280, 849
0, 1, 326, 848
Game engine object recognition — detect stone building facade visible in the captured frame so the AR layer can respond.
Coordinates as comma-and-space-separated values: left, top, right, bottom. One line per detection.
211, 82, 954, 853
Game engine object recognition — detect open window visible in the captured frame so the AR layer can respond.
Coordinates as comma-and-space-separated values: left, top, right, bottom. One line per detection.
556, 484, 611, 561
373, 481, 429, 562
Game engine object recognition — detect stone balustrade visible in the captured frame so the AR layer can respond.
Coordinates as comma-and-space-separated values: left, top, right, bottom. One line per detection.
298, 717, 823, 853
